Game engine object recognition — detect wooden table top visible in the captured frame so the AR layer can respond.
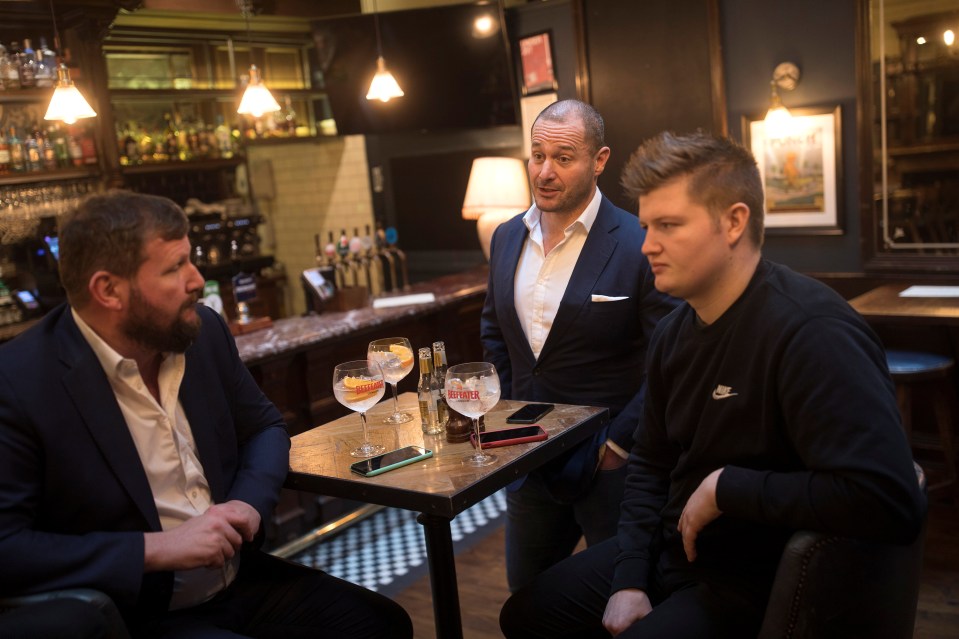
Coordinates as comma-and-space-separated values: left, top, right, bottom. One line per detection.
848, 284, 959, 326
286, 393, 609, 519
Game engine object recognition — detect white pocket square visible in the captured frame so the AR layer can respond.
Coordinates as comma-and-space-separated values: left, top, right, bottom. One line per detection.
591, 294, 629, 302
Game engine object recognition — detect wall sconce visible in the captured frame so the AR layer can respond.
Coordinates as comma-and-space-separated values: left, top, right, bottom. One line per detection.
462, 157, 531, 260
764, 62, 801, 139
236, 0, 281, 118
366, 0, 404, 103
43, 0, 96, 125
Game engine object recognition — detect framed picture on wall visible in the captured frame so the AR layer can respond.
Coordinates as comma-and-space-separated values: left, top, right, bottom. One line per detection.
517, 31, 558, 95
742, 105, 843, 235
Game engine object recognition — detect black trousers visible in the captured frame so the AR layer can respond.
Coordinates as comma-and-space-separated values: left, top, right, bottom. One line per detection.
151, 551, 412, 639
500, 537, 772, 639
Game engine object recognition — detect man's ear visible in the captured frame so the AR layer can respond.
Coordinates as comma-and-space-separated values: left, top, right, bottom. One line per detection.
593, 146, 611, 178
723, 202, 751, 246
88, 271, 127, 311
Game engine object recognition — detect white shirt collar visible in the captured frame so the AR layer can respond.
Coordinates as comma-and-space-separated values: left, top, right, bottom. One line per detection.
523, 187, 603, 237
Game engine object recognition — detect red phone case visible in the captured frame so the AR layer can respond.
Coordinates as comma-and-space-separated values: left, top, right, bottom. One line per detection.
471, 426, 548, 449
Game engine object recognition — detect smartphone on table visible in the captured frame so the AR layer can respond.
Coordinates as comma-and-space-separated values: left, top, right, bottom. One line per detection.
350, 446, 433, 477
471, 425, 548, 449
505, 403, 555, 424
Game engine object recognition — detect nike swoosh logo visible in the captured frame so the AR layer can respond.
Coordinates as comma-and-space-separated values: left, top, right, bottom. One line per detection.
712, 389, 739, 400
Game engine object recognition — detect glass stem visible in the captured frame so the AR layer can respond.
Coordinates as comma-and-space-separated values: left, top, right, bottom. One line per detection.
472, 417, 482, 455
390, 382, 400, 415
359, 411, 370, 443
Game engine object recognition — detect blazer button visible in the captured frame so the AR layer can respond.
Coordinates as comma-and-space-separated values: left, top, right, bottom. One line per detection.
532, 369, 541, 376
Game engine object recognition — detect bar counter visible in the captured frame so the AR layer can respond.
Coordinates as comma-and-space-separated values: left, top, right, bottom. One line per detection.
237, 265, 490, 437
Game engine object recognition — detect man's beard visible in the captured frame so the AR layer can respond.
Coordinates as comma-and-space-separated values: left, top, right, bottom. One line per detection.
121, 286, 201, 353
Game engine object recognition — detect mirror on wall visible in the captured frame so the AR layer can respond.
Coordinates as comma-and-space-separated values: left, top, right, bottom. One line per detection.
859, 0, 959, 270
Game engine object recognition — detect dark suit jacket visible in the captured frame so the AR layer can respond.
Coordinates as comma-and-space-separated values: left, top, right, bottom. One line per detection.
0, 304, 289, 629
480, 195, 677, 501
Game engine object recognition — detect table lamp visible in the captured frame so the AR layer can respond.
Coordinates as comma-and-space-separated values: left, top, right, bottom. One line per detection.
462, 157, 531, 260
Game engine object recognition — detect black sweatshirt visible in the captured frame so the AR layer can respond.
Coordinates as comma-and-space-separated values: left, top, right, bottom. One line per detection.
611, 260, 926, 594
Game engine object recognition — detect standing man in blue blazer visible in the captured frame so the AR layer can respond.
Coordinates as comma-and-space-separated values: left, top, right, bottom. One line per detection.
480, 100, 678, 592
0, 191, 412, 638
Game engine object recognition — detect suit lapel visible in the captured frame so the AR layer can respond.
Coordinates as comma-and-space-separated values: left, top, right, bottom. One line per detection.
496, 221, 536, 364
57, 311, 162, 530
538, 198, 619, 360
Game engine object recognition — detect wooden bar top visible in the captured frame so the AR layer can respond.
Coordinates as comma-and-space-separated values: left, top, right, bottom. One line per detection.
849, 284, 959, 326
235, 266, 488, 366
286, 393, 608, 519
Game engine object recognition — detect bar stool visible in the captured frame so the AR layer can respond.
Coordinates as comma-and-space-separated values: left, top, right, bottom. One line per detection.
886, 349, 958, 495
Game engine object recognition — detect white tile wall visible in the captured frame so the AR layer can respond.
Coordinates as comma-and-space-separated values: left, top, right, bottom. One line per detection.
248, 136, 374, 317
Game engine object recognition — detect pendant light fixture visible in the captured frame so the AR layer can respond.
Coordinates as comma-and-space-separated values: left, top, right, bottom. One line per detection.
236, 0, 281, 118
366, 0, 404, 103
43, 0, 96, 125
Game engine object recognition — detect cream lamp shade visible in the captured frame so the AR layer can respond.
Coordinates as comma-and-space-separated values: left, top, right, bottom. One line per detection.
462, 157, 531, 260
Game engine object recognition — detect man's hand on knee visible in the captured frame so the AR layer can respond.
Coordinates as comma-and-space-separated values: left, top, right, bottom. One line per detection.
603, 588, 652, 636
678, 468, 724, 562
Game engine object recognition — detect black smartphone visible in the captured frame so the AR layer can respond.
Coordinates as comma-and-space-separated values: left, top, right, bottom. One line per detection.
350, 445, 433, 477
471, 425, 548, 449
506, 403, 555, 424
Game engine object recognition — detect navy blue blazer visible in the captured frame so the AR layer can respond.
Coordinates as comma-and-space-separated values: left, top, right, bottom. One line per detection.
480, 195, 678, 501
0, 304, 289, 626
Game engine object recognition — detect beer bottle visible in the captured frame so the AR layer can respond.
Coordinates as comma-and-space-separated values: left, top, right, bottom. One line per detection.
417, 348, 443, 436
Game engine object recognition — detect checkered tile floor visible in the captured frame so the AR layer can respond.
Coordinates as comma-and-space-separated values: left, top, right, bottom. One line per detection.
290, 490, 507, 597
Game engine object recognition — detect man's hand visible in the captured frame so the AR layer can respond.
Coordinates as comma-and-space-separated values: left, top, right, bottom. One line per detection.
678, 468, 723, 562
209, 500, 261, 543
144, 501, 261, 572
603, 588, 652, 636
599, 444, 628, 470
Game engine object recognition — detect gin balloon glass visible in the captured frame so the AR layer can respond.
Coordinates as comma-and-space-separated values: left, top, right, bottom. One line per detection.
333, 359, 387, 458
368, 337, 416, 424
445, 362, 501, 466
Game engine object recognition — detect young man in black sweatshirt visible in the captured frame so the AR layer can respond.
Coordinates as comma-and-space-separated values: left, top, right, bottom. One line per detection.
499, 131, 926, 638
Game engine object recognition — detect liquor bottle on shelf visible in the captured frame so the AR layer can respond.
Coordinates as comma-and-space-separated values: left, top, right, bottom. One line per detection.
17, 39, 36, 89
5, 43, 21, 90
0, 129, 10, 174
214, 116, 233, 159
8, 127, 25, 173
79, 125, 97, 165
34, 37, 55, 88
24, 128, 41, 172
66, 126, 83, 167
0, 44, 14, 91
41, 126, 57, 171
52, 125, 69, 168
282, 95, 297, 136
417, 347, 443, 436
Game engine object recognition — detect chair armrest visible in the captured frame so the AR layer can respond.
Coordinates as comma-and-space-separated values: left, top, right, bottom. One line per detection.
0, 589, 131, 639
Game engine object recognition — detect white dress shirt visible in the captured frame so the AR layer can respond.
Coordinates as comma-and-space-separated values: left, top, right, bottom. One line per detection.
514, 188, 602, 358
72, 309, 238, 610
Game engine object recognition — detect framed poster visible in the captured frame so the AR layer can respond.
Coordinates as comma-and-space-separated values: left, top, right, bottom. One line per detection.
518, 31, 558, 95
742, 105, 843, 235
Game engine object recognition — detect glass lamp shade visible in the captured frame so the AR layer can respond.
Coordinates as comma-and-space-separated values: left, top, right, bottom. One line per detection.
764, 104, 794, 139
763, 82, 795, 139
44, 65, 96, 125
366, 56, 404, 103
237, 65, 281, 117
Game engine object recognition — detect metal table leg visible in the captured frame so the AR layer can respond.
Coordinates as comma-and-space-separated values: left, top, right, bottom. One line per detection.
416, 513, 462, 639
